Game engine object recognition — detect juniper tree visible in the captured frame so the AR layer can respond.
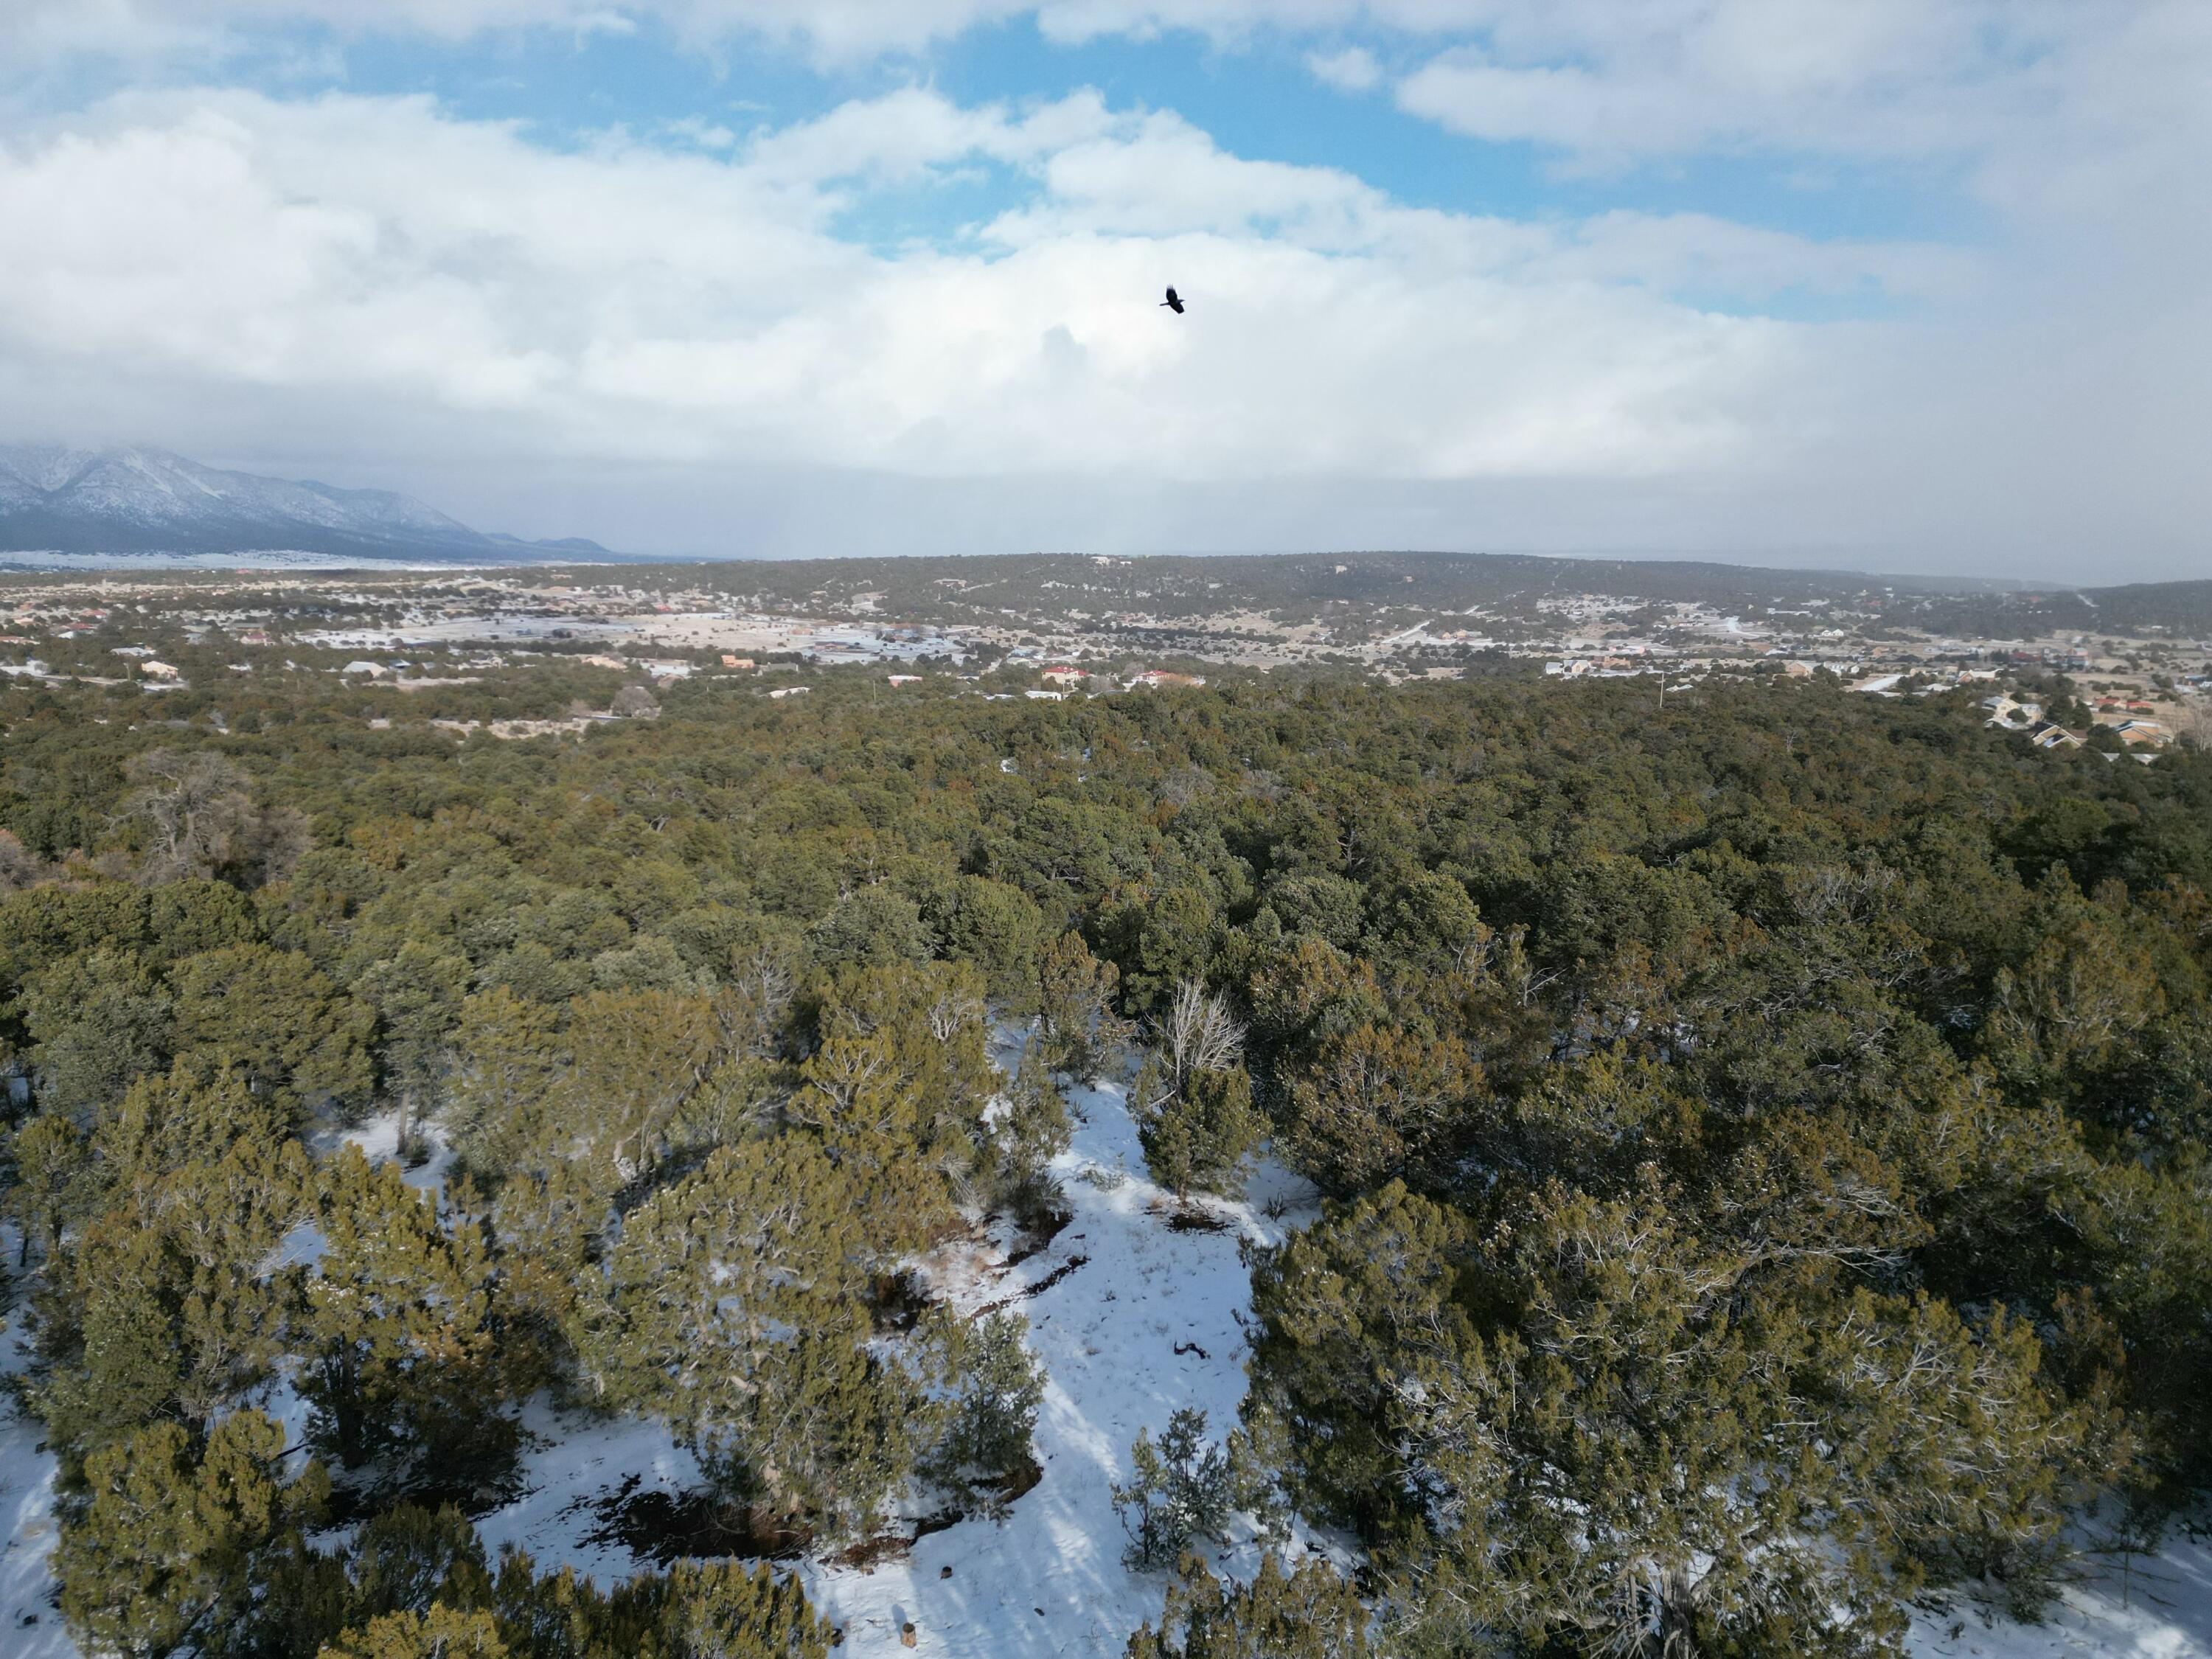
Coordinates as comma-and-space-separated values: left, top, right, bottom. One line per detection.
1279, 1023, 1478, 1198
786, 961, 1000, 1246
38, 1100, 312, 1458
440, 987, 564, 1186
355, 941, 471, 1152
18, 946, 172, 1122
543, 987, 763, 1193
55, 1408, 327, 1659
302, 1147, 516, 1503
568, 1135, 917, 1537
1248, 1177, 2099, 1659
1127, 1554, 1370, 1659
168, 942, 376, 1121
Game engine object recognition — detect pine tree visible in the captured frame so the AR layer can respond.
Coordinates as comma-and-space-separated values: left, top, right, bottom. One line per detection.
1034, 933, 1127, 1086
922, 1311, 1046, 1518
1113, 1408, 1244, 1571
1132, 981, 1265, 1197
981, 1042, 1071, 1224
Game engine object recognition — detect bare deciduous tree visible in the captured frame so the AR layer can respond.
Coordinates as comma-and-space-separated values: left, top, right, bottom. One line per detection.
125, 749, 250, 880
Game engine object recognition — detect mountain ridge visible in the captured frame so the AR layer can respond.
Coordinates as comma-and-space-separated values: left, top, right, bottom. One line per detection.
0, 444, 612, 563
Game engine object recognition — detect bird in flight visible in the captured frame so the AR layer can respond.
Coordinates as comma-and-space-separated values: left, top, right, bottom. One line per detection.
1160, 285, 1185, 315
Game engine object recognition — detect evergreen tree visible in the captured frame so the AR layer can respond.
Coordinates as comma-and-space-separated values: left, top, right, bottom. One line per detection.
169, 942, 376, 1121
319, 1605, 510, 1659
1113, 1408, 1249, 1571
441, 988, 563, 1186
1127, 1554, 1369, 1659
1034, 933, 1126, 1086
569, 1137, 915, 1537
1248, 1178, 2098, 1658
981, 1041, 1072, 1223
56, 1409, 327, 1659
922, 1311, 1047, 1518
18, 947, 171, 1122
356, 942, 471, 1151
1132, 981, 1263, 1197
302, 1148, 517, 1503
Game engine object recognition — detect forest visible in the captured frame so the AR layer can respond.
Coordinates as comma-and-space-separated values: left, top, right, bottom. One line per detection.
1, 655, 2209, 1659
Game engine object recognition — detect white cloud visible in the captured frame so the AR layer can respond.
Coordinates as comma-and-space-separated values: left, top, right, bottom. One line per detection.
1307, 45, 1382, 92
0, 87, 1859, 491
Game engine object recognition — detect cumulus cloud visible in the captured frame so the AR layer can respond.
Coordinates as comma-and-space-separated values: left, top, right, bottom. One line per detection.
1, 86, 1890, 488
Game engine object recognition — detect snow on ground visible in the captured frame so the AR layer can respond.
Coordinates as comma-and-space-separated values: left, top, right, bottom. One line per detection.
790, 1046, 1323, 1658
1, 1273, 74, 1656
1909, 1538, 2212, 1659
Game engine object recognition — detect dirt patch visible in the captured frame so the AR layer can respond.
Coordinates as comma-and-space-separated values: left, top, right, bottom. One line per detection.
581, 1475, 810, 1565
820, 1459, 1043, 1569
1158, 1203, 1231, 1234
870, 1267, 932, 1335
1004, 1202, 1073, 1267
975, 1253, 1088, 1316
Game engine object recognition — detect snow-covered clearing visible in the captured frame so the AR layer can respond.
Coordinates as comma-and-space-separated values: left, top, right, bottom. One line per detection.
476, 1043, 1327, 1658
1907, 1539, 2212, 1659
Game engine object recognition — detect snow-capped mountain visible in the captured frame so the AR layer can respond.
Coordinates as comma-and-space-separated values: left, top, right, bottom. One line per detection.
0, 445, 611, 562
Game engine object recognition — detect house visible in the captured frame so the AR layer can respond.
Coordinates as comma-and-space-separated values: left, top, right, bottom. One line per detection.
768, 685, 811, 700
1040, 665, 1085, 686
2110, 719, 2172, 747
139, 660, 181, 680
721, 655, 755, 669
886, 675, 922, 686
341, 660, 388, 677
1024, 689, 1065, 701
1982, 695, 2042, 728
1127, 669, 1206, 689
2028, 723, 2084, 749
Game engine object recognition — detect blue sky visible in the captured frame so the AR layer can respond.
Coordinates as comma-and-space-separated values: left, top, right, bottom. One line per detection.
0, 2, 2204, 577
202, 14, 1988, 285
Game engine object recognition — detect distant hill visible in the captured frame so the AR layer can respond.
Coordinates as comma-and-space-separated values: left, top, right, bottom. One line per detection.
0, 445, 612, 563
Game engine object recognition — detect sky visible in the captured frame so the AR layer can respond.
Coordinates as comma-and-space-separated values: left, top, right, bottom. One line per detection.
0, 2, 2206, 579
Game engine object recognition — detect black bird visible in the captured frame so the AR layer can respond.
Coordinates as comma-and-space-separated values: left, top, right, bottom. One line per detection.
1160, 285, 1185, 314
